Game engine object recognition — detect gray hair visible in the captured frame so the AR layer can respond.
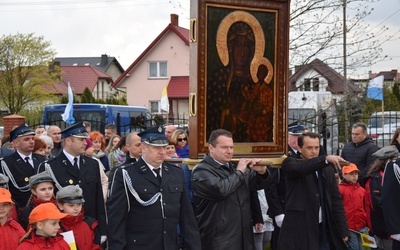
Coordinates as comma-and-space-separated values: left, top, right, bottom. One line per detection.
39, 134, 54, 149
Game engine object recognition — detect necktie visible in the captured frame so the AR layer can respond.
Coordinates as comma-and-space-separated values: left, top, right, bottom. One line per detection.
74, 157, 79, 170
153, 168, 162, 183
25, 157, 32, 167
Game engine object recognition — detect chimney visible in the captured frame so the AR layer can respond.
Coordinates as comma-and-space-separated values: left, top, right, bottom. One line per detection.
101, 54, 108, 66
171, 14, 179, 26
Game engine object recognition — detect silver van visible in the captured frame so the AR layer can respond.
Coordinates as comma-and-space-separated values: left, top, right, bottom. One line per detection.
367, 111, 400, 147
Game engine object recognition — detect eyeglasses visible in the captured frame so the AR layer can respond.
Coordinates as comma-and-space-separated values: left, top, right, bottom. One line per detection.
177, 138, 187, 142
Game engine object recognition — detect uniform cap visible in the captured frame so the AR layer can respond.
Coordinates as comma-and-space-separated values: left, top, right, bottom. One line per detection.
0, 174, 9, 185
56, 185, 85, 204
138, 126, 168, 146
342, 163, 359, 174
0, 188, 14, 204
372, 145, 400, 160
61, 122, 89, 139
9, 123, 35, 142
29, 203, 69, 224
29, 171, 54, 189
288, 124, 305, 135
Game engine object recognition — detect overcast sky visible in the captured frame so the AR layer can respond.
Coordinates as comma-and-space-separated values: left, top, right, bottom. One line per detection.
1, 0, 399, 79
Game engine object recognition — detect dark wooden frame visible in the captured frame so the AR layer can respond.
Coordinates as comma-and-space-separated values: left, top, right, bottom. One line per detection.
189, 0, 290, 158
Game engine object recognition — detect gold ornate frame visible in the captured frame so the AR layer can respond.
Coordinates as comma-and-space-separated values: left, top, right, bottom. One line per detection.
189, 0, 290, 158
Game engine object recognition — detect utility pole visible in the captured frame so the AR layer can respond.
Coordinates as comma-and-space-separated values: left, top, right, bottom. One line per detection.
343, 0, 349, 142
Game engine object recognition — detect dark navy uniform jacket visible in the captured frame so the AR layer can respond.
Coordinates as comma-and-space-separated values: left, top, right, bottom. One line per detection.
38, 152, 107, 235
1, 151, 45, 207
107, 158, 201, 250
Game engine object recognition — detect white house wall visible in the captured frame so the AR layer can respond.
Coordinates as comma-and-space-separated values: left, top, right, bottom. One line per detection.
294, 69, 328, 92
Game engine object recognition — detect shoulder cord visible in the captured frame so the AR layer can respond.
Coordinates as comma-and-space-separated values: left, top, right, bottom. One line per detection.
1, 160, 30, 192
122, 169, 164, 218
393, 162, 400, 185
43, 163, 63, 191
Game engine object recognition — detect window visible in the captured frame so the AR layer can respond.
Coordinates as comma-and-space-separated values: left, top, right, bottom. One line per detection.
148, 61, 167, 78
150, 101, 160, 113
303, 78, 311, 91
312, 78, 319, 91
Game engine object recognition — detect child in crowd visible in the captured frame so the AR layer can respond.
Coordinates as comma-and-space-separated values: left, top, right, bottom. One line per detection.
19, 171, 56, 230
0, 173, 19, 221
364, 146, 398, 249
339, 163, 367, 250
0, 188, 25, 250
17, 203, 70, 249
56, 185, 101, 250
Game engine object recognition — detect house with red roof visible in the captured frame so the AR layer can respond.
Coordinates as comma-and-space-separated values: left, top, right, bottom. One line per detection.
112, 14, 189, 120
46, 65, 114, 100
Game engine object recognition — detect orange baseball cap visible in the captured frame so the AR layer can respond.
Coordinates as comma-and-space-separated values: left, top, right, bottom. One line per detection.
0, 188, 14, 204
29, 203, 69, 224
342, 163, 359, 174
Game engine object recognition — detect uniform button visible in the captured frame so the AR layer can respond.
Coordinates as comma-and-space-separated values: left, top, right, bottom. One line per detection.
134, 240, 136, 243
144, 189, 147, 192
160, 188, 163, 191
164, 231, 167, 234
175, 187, 178, 190
163, 203, 166, 205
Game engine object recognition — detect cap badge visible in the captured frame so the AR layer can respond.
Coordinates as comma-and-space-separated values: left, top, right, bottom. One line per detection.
69, 179, 73, 184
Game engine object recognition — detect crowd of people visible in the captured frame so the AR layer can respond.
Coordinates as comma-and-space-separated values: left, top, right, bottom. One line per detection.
0, 120, 399, 250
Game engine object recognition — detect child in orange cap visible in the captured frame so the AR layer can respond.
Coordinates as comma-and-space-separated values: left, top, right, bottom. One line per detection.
17, 203, 70, 250
0, 188, 25, 250
339, 163, 367, 250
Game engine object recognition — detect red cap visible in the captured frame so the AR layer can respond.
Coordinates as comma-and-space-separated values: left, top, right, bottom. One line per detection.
342, 163, 359, 174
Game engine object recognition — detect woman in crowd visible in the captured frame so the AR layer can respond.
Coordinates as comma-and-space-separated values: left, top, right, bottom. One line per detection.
85, 138, 108, 203
32, 137, 47, 157
105, 135, 121, 156
171, 129, 189, 158
89, 131, 110, 173
39, 134, 54, 159
108, 135, 127, 170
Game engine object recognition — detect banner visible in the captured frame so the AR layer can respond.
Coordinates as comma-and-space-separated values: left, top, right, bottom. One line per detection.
367, 75, 384, 101
61, 82, 75, 124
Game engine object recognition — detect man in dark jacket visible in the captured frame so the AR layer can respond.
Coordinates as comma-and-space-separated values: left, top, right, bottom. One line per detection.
38, 122, 107, 243
265, 122, 304, 249
0, 123, 46, 208
107, 126, 201, 250
278, 132, 349, 249
341, 122, 379, 182
192, 129, 269, 250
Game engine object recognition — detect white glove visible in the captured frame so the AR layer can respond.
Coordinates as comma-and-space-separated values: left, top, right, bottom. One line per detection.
391, 234, 400, 241
100, 235, 107, 244
275, 214, 285, 228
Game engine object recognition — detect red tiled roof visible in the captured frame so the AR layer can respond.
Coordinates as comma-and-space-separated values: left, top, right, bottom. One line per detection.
167, 76, 189, 98
112, 23, 189, 88
61, 66, 112, 94
42, 82, 68, 95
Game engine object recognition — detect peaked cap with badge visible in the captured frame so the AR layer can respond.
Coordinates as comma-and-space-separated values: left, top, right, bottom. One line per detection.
138, 126, 168, 146
288, 121, 305, 136
61, 122, 89, 139
9, 123, 35, 142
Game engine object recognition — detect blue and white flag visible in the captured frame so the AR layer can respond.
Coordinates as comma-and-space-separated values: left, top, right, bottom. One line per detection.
367, 75, 384, 101
61, 82, 75, 124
